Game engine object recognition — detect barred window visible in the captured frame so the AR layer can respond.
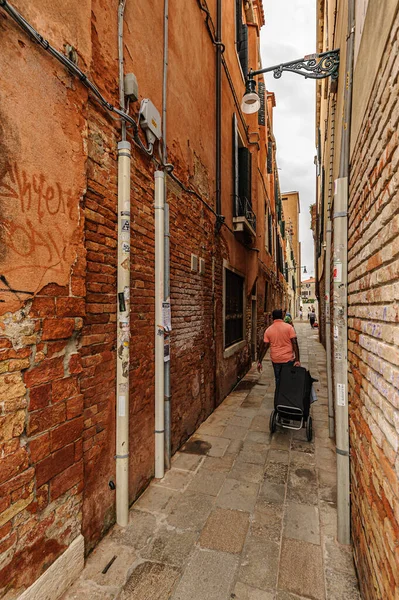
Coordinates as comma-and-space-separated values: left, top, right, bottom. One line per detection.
225, 268, 244, 348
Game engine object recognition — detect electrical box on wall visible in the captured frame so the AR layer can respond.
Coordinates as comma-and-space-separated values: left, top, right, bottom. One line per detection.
124, 73, 139, 102
140, 99, 161, 144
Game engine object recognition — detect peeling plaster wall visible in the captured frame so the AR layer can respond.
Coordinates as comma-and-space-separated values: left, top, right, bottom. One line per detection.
0, 1, 89, 596
0, 0, 284, 596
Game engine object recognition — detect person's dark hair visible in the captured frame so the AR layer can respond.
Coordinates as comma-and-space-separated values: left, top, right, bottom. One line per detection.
272, 309, 283, 320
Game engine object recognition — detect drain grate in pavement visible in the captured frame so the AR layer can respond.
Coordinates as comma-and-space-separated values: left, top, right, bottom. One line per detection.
180, 439, 212, 455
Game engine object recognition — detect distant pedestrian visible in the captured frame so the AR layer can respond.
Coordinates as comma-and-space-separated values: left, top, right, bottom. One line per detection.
310, 307, 316, 328
299, 308, 303, 320
257, 309, 301, 399
284, 312, 294, 327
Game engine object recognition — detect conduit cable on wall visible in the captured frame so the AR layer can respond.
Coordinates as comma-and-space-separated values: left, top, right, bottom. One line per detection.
0, 0, 235, 235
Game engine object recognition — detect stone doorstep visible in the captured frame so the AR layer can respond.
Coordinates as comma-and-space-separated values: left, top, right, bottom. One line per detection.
21, 535, 84, 600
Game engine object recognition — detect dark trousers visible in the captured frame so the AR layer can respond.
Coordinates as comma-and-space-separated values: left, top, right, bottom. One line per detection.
272, 360, 295, 401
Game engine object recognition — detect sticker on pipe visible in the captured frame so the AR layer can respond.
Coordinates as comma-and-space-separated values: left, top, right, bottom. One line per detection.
121, 242, 130, 253
333, 261, 342, 282
162, 301, 172, 332
118, 396, 126, 417
121, 219, 130, 232
337, 383, 346, 406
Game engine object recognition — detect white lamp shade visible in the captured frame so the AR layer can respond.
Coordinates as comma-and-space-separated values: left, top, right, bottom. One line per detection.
241, 91, 261, 114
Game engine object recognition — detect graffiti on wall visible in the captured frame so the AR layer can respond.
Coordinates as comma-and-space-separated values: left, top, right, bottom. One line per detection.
0, 162, 80, 313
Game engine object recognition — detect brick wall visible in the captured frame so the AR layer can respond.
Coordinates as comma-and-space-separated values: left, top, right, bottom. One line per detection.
0, 286, 85, 594
348, 12, 399, 599
0, 1, 282, 595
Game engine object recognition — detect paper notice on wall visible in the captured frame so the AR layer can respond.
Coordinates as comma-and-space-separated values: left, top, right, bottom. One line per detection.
118, 396, 126, 417
337, 383, 346, 406
334, 325, 339, 339
162, 301, 172, 332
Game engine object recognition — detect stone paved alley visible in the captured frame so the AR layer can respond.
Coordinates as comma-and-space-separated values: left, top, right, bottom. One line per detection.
62, 322, 360, 600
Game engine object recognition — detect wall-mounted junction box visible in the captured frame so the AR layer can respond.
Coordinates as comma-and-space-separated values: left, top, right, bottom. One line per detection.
124, 73, 139, 102
140, 99, 161, 144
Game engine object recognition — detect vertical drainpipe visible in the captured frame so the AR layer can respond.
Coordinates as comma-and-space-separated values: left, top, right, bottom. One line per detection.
155, 171, 165, 479
162, 0, 171, 470
216, 0, 222, 217
325, 214, 334, 438
326, 99, 336, 439
333, 0, 355, 546
116, 0, 130, 527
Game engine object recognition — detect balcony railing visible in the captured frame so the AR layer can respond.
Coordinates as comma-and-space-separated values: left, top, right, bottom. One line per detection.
234, 196, 256, 233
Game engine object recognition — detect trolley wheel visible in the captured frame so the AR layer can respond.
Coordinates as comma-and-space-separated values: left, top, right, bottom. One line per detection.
306, 416, 313, 442
269, 409, 277, 434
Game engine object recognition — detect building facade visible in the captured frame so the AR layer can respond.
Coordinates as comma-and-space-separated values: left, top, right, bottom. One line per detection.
0, 0, 296, 597
316, 1, 399, 598
301, 277, 316, 303
281, 191, 301, 316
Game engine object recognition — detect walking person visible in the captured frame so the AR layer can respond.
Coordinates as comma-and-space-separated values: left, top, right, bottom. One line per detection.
257, 309, 301, 399
299, 307, 303, 320
309, 307, 316, 328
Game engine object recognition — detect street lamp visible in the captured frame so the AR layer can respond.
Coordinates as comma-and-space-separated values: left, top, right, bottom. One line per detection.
286, 265, 307, 274
241, 50, 340, 114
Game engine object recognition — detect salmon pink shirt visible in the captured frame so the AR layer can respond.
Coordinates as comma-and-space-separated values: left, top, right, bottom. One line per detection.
264, 319, 296, 363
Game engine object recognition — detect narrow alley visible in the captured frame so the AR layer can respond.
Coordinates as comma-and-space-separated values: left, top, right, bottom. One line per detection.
62, 322, 360, 600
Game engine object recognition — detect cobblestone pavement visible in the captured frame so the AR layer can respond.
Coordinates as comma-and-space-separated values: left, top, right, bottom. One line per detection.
62, 322, 360, 600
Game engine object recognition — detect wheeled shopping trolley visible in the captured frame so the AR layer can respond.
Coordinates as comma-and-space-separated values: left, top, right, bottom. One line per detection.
269, 365, 317, 442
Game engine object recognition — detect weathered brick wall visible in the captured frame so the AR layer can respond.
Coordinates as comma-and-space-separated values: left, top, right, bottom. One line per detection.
348, 13, 399, 599
0, 287, 85, 594
0, 2, 88, 593
0, 1, 277, 595
80, 105, 119, 551
169, 181, 217, 450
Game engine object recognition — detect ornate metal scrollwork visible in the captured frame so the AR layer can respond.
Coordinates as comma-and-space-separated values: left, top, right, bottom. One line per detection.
251, 49, 340, 82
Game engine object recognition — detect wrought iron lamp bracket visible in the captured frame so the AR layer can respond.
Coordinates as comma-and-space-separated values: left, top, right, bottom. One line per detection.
249, 49, 340, 82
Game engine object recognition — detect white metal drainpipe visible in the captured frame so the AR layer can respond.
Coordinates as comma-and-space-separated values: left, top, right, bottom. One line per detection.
334, 0, 355, 546
116, 140, 131, 526
155, 171, 165, 478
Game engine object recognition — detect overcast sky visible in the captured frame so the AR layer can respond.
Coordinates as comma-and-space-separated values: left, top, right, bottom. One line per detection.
260, 0, 316, 278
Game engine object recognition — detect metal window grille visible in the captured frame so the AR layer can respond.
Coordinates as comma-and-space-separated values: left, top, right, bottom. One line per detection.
225, 269, 244, 348
258, 82, 266, 126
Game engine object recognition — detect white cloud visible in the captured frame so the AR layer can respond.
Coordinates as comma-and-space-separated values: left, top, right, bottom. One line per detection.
260, 0, 316, 277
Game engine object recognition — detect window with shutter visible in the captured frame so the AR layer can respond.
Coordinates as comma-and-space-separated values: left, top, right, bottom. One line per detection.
268, 213, 273, 253
238, 23, 248, 76
235, 0, 248, 76
232, 115, 256, 233
264, 280, 269, 312
267, 141, 273, 174
232, 113, 239, 217
238, 147, 252, 207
